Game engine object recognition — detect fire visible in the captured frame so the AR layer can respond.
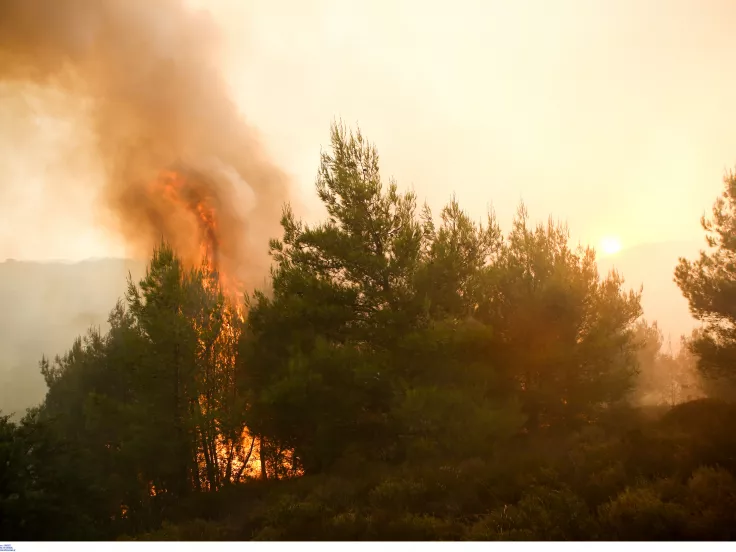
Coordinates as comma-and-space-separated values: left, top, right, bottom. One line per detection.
157, 171, 218, 265
149, 168, 257, 488
151, 168, 243, 301
146, 168, 298, 489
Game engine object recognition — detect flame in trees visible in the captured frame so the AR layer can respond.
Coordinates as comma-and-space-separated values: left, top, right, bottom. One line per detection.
146, 169, 299, 489
153, 169, 242, 301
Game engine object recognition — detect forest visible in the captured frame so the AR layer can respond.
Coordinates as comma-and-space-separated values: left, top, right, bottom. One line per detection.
2, 124, 736, 541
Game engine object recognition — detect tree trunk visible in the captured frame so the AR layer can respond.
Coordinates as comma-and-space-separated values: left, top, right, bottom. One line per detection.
201, 431, 215, 491
259, 436, 268, 480
235, 436, 257, 482
224, 440, 234, 483
172, 340, 189, 497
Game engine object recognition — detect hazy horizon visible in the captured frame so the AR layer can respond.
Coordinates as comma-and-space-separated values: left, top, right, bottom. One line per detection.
0, 237, 705, 342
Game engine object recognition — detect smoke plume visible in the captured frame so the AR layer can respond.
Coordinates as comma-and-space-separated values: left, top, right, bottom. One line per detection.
0, 0, 289, 292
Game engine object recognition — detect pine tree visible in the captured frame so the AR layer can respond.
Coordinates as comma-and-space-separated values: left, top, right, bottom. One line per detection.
676, 169, 736, 391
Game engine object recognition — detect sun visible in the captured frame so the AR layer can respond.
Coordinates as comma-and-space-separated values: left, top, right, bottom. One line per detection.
599, 236, 622, 256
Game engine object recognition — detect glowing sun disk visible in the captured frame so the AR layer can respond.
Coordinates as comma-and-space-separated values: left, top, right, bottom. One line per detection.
600, 236, 622, 256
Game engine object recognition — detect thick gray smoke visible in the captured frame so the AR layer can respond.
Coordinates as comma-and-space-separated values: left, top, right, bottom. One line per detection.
0, 0, 289, 290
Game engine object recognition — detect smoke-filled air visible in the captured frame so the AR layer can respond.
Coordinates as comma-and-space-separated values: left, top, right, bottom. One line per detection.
0, 0, 289, 295
5, 0, 736, 543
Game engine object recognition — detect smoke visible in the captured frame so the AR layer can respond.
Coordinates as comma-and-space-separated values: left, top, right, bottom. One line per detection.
0, 0, 289, 290
632, 320, 706, 407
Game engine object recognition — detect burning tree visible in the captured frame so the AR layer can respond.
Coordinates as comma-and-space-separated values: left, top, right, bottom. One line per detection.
30, 165, 274, 528
125, 242, 256, 494
129, 165, 302, 491
118, 165, 272, 493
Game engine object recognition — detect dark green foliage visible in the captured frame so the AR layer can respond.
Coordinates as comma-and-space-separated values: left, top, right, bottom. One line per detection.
3, 123, 735, 541
131, 401, 736, 540
676, 170, 736, 396
243, 123, 641, 475
598, 485, 689, 540
1, 242, 253, 538
469, 486, 597, 540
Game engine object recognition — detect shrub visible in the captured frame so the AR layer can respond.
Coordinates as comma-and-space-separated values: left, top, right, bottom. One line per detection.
598, 486, 688, 540
469, 486, 595, 540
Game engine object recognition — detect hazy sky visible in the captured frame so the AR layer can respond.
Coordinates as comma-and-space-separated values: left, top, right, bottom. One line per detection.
1, 0, 735, 260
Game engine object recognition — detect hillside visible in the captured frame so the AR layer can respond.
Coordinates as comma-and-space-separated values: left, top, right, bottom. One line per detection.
0, 258, 146, 416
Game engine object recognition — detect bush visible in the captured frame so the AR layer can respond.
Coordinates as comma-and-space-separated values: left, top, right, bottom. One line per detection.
138, 519, 235, 541
598, 486, 688, 540
683, 467, 736, 539
468, 486, 595, 540
380, 514, 463, 541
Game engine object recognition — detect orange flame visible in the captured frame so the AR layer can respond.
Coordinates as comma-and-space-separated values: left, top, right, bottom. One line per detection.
150, 168, 254, 489
151, 168, 244, 301
146, 168, 299, 487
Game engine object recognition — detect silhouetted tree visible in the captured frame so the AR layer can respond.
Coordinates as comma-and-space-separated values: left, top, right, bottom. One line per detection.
676, 170, 736, 392
484, 205, 642, 429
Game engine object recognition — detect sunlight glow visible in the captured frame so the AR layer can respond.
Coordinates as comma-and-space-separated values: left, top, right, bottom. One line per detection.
600, 236, 622, 256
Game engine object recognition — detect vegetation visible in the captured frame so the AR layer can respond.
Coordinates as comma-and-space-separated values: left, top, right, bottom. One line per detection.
0, 124, 733, 540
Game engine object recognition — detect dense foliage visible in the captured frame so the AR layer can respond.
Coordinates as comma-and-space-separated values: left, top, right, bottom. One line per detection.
1, 124, 733, 541
676, 170, 736, 399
